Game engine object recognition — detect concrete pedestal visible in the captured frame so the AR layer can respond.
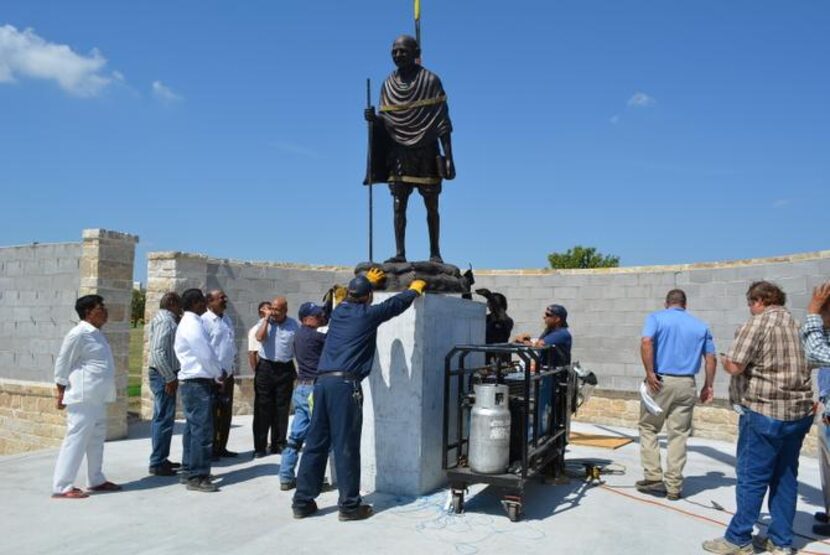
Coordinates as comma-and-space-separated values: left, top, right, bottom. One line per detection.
361, 293, 485, 496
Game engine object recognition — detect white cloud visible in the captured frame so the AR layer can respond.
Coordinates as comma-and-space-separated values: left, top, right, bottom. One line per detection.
0, 24, 117, 97
151, 80, 182, 104
628, 92, 656, 108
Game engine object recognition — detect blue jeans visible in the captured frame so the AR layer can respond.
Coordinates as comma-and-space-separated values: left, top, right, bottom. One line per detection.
149, 369, 177, 468
180, 379, 215, 479
725, 408, 813, 547
279, 383, 314, 483
293, 378, 363, 513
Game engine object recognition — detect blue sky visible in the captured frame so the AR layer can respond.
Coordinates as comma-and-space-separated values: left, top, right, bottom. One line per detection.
2, 1, 828, 282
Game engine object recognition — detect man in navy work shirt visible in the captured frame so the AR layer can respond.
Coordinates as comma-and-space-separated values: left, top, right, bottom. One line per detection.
292, 269, 427, 521
279, 301, 328, 490
253, 296, 299, 457
637, 288, 716, 501
515, 303, 572, 367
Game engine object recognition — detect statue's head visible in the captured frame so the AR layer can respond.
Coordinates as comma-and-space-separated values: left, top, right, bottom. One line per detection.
391, 35, 420, 69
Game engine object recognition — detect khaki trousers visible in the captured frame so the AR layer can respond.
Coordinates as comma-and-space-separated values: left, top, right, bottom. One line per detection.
638, 375, 696, 493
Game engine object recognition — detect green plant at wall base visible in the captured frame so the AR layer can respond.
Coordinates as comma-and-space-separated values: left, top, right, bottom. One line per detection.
548, 245, 620, 269
131, 288, 146, 327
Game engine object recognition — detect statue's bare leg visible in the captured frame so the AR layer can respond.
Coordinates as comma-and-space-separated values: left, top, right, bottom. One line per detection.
386, 185, 411, 263
424, 193, 442, 263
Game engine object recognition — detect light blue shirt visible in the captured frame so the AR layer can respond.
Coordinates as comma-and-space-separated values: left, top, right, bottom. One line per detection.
642, 307, 715, 376
258, 317, 299, 362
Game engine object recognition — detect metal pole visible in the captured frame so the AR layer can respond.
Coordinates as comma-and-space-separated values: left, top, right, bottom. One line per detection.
366, 77, 374, 262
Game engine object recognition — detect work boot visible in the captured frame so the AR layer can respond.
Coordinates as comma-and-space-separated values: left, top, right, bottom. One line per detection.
666, 490, 682, 501
701, 537, 752, 555
186, 477, 218, 493
339, 504, 374, 521
635, 479, 666, 496
280, 479, 296, 491
292, 500, 318, 519
149, 464, 176, 476
752, 536, 792, 554
815, 523, 830, 536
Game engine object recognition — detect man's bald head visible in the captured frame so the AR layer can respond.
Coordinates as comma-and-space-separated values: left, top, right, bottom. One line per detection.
271, 296, 288, 323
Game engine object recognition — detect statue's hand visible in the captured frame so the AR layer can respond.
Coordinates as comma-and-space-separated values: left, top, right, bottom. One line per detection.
364, 107, 376, 122
444, 157, 456, 180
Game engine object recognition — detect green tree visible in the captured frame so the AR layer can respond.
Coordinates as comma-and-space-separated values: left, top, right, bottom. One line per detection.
547, 245, 620, 269
131, 288, 146, 327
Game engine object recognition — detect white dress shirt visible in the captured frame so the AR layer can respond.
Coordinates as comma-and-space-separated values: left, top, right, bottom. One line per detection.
248, 324, 261, 353
202, 309, 238, 375
175, 311, 223, 381
54, 321, 116, 405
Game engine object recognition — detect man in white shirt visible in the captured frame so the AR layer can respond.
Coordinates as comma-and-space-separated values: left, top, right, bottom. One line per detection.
175, 288, 224, 493
52, 295, 121, 498
202, 289, 238, 459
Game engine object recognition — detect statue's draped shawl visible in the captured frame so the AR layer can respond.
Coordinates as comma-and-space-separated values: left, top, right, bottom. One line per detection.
379, 66, 452, 148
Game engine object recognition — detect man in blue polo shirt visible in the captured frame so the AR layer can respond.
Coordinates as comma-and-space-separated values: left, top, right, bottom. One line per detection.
637, 289, 716, 500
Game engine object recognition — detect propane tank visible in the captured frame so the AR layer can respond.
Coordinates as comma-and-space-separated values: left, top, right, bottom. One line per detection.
468, 383, 511, 474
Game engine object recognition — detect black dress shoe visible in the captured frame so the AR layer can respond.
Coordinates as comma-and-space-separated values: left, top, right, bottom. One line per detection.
165, 460, 182, 469
816, 511, 830, 523
149, 465, 177, 476
814, 523, 830, 536
293, 500, 318, 519
253, 451, 266, 459
339, 504, 374, 521
220, 449, 238, 458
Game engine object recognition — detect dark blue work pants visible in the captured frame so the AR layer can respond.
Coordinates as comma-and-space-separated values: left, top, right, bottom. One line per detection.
293, 377, 363, 513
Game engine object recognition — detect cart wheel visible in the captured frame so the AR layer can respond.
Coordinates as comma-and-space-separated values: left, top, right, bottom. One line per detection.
506, 503, 521, 522
451, 491, 464, 514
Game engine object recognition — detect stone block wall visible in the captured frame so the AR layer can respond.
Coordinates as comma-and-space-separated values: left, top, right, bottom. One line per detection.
474, 251, 830, 447
139, 249, 829, 449
141, 252, 352, 418
0, 230, 137, 454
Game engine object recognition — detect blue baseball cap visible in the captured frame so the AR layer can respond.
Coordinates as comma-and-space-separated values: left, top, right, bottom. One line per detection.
298, 302, 325, 320
348, 275, 373, 298
545, 304, 568, 326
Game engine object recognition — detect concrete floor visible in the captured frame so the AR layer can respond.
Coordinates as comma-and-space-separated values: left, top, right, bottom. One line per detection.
3, 416, 830, 555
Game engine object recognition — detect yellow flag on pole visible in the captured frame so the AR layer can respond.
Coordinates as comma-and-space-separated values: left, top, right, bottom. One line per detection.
414, 0, 421, 21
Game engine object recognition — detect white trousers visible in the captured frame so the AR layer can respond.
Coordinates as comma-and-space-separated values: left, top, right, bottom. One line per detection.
52, 402, 107, 494
821, 422, 830, 514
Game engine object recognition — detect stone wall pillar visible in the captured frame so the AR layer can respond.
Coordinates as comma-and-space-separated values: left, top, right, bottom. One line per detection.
141, 253, 208, 419
80, 229, 139, 440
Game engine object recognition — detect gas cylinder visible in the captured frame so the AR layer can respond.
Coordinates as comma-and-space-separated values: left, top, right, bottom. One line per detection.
468, 383, 511, 474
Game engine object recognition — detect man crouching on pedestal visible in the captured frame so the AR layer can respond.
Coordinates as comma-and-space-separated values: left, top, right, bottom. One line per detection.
365, 35, 455, 264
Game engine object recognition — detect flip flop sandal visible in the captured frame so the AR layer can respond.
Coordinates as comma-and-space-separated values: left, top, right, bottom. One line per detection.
88, 481, 122, 493
52, 487, 89, 499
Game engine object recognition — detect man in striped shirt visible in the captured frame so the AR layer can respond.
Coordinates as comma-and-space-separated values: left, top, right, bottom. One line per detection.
802, 282, 830, 536
147, 292, 182, 476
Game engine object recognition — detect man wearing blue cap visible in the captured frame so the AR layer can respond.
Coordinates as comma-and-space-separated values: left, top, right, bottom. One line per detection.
279, 301, 328, 491
515, 303, 572, 366
292, 269, 427, 521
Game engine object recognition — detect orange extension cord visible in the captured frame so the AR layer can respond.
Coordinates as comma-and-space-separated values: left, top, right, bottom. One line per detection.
599, 484, 830, 555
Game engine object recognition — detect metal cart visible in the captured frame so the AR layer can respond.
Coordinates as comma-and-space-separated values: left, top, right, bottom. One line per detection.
442, 343, 579, 522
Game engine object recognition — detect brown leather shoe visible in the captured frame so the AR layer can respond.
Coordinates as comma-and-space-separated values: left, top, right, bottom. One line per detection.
88, 481, 122, 493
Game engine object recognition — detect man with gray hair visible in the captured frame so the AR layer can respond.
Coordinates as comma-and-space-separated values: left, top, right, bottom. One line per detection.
147, 292, 183, 476
637, 288, 716, 501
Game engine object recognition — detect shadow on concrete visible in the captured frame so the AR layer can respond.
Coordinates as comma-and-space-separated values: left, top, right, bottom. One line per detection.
119, 474, 185, 492
215, 463, 279, 488
127, 420, 187, 440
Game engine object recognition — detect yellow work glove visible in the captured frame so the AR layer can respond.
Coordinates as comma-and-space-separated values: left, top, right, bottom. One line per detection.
409, 279, 427, 295
365, 267, 385, 285
333, 285, 348, 304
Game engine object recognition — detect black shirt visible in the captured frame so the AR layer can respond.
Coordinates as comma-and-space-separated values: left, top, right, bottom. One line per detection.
293, 325, 326, 381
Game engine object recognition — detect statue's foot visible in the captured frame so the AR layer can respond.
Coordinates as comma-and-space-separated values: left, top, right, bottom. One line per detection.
385, 255, 407, 264
429, 254, 444, 264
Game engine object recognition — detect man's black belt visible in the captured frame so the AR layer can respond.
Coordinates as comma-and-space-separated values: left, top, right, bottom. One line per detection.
181, 377, 214, 385
296, 379, 315, 385
317, 372, 359, 381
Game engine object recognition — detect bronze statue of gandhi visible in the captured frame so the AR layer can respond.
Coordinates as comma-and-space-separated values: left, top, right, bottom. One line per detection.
365, 35, 455, 263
